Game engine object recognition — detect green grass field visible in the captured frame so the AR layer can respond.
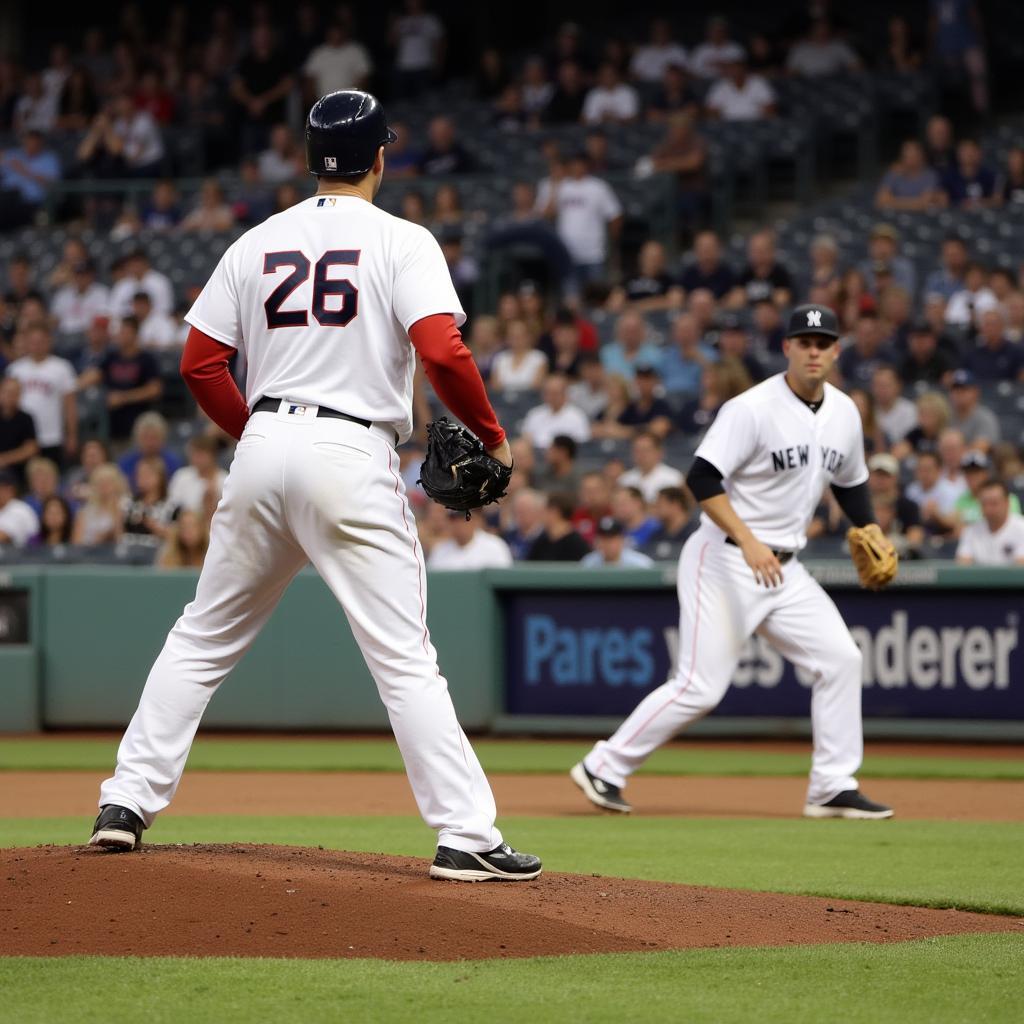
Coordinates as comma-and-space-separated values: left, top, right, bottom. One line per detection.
2, 737, 1022, 1023
2, 736, 1023, 779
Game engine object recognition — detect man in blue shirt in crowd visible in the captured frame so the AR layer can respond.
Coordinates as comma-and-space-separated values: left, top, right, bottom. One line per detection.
0, 131, 60, 230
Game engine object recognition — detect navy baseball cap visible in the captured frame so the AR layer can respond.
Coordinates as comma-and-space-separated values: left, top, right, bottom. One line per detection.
950, 369, 976, 388
716, 310, 746, 332
786, 304, 839, 339
961, 451, 990, 471
596, 516, 624, 536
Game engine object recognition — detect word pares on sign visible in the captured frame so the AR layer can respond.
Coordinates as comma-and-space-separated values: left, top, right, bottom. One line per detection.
524, 614, 655, 687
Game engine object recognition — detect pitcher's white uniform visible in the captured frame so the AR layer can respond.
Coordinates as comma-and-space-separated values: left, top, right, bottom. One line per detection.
584, 373, 869, 805
99, 195, 503, 853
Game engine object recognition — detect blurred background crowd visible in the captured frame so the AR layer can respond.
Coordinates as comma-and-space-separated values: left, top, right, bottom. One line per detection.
0, 0, 1023, 569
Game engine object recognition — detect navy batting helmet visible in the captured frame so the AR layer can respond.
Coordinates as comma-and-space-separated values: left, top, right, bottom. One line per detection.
305, 90, 398, 178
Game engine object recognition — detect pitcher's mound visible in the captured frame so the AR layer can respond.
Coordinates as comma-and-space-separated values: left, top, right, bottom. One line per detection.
3, 844, 1019, 960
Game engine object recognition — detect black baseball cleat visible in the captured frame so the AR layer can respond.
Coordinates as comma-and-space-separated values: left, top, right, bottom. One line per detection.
89, 805, 145, 850
429, 842, 542, 882
803, 790, 894, 820
570, 762, 633, 814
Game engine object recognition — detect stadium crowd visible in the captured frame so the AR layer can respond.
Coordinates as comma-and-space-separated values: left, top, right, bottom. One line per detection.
1, 3, 1022, 570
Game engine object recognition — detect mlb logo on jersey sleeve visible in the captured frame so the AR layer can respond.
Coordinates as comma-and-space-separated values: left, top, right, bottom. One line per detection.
324, 156, 337, 170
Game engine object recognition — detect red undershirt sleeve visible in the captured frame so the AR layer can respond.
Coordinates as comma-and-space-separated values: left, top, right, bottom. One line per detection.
408, 313, 505, 449
180, 326, 250, 441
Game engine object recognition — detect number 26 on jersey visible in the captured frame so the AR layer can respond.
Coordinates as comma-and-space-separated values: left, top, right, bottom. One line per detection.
263, 250, 360, 329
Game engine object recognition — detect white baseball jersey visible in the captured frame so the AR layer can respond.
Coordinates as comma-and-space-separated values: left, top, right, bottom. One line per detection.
6, 354, 77, 447
956, 514, 1024, 565
695, 373, 868, 550
184, 195, 464, 445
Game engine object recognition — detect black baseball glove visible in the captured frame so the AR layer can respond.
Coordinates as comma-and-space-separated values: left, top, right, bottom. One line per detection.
418, 417, 512, 516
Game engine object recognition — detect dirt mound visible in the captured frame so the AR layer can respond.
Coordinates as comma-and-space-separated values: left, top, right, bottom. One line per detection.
2, 844, 1019, 961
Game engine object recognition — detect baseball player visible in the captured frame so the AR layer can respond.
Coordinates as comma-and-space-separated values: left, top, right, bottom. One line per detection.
89, 91, 541, 882
572, 304, 895, 819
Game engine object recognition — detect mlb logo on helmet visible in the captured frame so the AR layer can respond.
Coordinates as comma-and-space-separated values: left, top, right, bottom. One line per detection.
324, 156, 337, 170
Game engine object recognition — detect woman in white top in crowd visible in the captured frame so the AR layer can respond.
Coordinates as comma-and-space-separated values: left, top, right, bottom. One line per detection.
72, 463, 129, 546
489, 319, 548, 394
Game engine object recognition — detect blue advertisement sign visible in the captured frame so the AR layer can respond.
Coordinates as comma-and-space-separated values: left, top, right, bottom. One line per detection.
504, 589, 1023, 719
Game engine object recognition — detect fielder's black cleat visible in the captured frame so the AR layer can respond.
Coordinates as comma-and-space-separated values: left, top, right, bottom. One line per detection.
803, 790, 894, 820
429, 842, 542, 882
89, 805, 145, 850
570, 762, 633, 813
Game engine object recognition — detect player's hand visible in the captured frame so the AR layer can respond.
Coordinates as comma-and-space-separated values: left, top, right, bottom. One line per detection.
740, 537, 783, 588
486, 438, 513, 468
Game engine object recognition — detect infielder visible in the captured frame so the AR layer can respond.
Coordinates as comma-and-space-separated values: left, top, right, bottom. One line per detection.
90, 91, 541, 882
572, 304, 896, 819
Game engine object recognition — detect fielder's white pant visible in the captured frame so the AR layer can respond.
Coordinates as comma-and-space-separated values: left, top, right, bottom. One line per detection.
100, 404, 502, 853
585, 525, 863, 805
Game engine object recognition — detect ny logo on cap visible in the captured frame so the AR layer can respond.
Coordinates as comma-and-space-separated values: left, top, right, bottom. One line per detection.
325, 156, 337, 170
806, 310, 822, 327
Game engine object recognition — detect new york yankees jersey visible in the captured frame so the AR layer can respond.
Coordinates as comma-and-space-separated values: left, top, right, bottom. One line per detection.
695, 374, 868, 550
185, 194, 465, 444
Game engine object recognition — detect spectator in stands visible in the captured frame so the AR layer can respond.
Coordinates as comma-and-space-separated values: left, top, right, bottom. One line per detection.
786, 18, 861, 77
751, 298, 785, 355
731, 231, 792, 308
116, 411, 183, 482
51, 259, 108, 341
992, 442, 1024, 485
860, 223, 916, 299
581, 515, 654, 567
537, 151, 622, 288
231, 24, 295, 155
615, 366, 674, 441
545, 60, 587, 124
929, 0, 988, 117
178, 69, 230, 170
180, 179, 236, 233
690, 16, 745, 79
132, 292, 178, 352
937, 428, 970, 494
906, 450, 960, 537
882, 15, 923, 72
13, 72, 56, 135
430, 184, 465, 227
956, 452, 1021, 525
867, 453, 923, 534
581, 62, 639, 125
875, 140, 945, 211
122, 455, 175, 548
608, 241, 682, 312
601, 311, 663, 381
0, 377, 38, 487
582, 129, 620, 174
140, 181, 182, 230
76, 92, 164, 177
156, 508, 209, 569
641, 486, 694, 562
944, 262, 998, 328
526, 491, 591, 561
806, 234, 842, 305
23, 455, 60, 518
376, 121, 418, 181
534, 435, 582, 496
521, 57, 554, 121
0, 130, 60, 230
677, 358, 751, 435
73, 315, 113, 376
686, 287, 719, 338
645, 112, 708, 232
704, 53, 776, 122
428, 511, 513, 569
390, 0, 446, 97
65, 437, 109, 504
895, 391, 951, 459
78, 317, 162, 442
715, 311, 766, 382
492, 84, 527, 133
33, 494, 73, 548
610, 484, 659, 547
1002, 147, 1024, 207
503, 487, 546, 560
942, 139, 999, 209
71, 462, 127, 546
948, 370, 1000, 452
871, 365, 917, 444
135, 69, 175, 126
568, 353, 608, 419
956, 479, 1024, 565
631, 18, 688, 84
678, 231, 734, 300
571, 472, 612, 546
989, 268, 1017, 305
646, 65, 700, 122
521, 373, 591, 448
923, 236, 969, 301
966, 308, 1024, 381
400, 189, 426, 225
618, 431, 683, 503
838, 311, 897, 387
0, 468, 38, 547
1004, 291, 1024, 344
490, 319, 547, 395
257, 124, 301, 185
5, 323, 77, 466
660, 311, 715, 397
847, 387, 885, 457
537, 308, 581, 378
109, 250, 173, 320
419, 116, 475, 176
303, 20, 372, 101
924, 114, 956, 175
590, 373, 635, 441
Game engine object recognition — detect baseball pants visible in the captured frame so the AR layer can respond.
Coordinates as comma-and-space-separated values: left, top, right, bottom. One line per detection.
585, 526, 864, 805
99, 405, 502, 853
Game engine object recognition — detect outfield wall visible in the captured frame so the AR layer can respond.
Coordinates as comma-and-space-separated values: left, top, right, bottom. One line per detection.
1, 565, 1021, 737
